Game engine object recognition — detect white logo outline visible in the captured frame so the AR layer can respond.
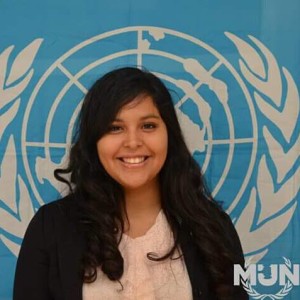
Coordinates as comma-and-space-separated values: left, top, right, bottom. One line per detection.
0, 27, 298, 268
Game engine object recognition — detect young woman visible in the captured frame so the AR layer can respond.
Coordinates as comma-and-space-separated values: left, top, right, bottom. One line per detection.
14, 67, 248, 299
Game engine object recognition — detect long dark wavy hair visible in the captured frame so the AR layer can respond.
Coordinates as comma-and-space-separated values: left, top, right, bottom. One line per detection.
54, 67, 240, 299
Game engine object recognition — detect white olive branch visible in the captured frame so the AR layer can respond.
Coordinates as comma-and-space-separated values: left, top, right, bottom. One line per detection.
0, 39, 43, 256
226, 32, 300, 264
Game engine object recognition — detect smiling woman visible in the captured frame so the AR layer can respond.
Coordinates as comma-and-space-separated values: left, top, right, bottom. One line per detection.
97, 95, 168, 194
13, 67, 248, 300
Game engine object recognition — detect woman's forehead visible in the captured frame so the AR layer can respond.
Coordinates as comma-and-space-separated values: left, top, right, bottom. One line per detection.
115, 95, 160, 119
118, 94, 155, 111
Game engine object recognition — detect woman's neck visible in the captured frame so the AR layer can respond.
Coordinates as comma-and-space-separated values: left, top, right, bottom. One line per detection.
124, 179, 161, 217
123, 179, 162, 237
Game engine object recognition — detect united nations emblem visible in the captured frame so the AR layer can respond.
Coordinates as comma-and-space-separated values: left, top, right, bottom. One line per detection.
0, 27, 299, 282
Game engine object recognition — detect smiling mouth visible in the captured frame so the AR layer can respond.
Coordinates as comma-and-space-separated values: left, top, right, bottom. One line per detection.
119, 156, 149, 164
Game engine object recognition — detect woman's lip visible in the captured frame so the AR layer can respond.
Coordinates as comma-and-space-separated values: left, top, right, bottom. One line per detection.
117, 156, 149, 165
117, 155, 149, 159
118, 155, 149, 158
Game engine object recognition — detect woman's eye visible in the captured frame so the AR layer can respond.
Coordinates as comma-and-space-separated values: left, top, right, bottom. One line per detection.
143, 123, 157, 130
109, 125, 122, 133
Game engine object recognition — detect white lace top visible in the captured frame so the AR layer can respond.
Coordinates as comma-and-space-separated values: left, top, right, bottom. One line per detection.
82, 211, 193, 300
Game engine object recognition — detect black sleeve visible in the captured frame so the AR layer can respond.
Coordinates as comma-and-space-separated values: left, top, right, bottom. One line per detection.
223, 212, 249, 300
13, 206, 53, 300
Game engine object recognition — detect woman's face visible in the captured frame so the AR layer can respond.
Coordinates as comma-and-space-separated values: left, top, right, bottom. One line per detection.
96, 95, 168, 192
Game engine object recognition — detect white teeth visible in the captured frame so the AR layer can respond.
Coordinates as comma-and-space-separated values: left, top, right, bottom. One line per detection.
122, 157, 146, 164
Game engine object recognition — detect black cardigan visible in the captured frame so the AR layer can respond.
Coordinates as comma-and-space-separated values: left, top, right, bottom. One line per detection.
13, 195, 248, 300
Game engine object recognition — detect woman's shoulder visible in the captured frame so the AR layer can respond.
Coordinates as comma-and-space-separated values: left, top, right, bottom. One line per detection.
43, 193, 76, 207
20, 193, 82, 254
39, 193, 78, 218
28, 194, 79, 237
205, 198, 234, 225
201, 199, 244, 256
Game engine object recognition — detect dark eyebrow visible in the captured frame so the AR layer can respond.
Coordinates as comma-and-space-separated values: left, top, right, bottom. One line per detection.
113, 114, 161, 122
140, 114, 161, 120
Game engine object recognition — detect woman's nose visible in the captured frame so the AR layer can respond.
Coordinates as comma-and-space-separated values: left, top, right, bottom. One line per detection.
123, 130, 143, 148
